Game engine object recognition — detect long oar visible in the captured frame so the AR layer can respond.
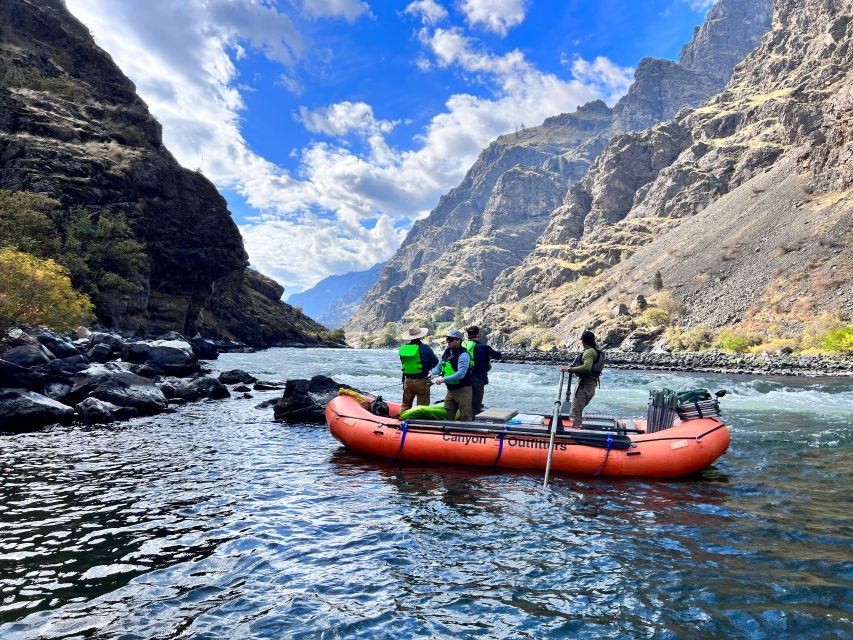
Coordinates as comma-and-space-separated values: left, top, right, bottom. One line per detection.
543, 371, 567, 487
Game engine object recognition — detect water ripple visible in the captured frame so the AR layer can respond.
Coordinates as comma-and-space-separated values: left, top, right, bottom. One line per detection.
1, 349, 851, 638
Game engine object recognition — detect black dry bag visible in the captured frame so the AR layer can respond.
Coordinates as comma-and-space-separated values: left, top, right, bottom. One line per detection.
368, 395, 390, 417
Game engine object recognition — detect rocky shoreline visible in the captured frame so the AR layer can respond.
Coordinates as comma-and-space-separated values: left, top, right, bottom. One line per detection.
0, 327, 328, 433
500, 348, 853, 378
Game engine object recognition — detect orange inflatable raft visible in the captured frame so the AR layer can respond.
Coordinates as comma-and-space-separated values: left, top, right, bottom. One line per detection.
326, 394, 730, 479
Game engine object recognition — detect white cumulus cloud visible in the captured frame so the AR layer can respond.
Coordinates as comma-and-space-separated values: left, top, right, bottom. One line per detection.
459, 0, 527, 36
301, 0, 372, 22
681, 0, 716, 11
567, 54, 634, 105
404, 0, 448, 25
63, 0, 634, 295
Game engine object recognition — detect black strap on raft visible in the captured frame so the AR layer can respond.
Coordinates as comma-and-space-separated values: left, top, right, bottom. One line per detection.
593, 434, 614, 476
396, 419, 409, 458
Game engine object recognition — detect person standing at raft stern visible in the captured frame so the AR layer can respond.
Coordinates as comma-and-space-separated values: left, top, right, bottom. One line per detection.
399, 326, 439, 412
429, 328, 473, 421
463, 325, 502, 416
560, 330, 605, 427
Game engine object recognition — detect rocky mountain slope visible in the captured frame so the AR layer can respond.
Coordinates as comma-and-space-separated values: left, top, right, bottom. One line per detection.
346, 0, 772, 338
473, 0, 852, 350
288, 262, 385, 329
0, 0, 327, 346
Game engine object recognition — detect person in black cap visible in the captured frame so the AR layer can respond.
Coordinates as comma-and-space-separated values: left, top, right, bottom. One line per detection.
560, 330, 604, 427
463, 325, 502, 415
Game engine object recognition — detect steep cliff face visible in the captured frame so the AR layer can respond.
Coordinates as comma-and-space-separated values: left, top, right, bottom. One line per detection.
346, 0, 772, 338
0, 0, 322, 345
475, 0, 852, 348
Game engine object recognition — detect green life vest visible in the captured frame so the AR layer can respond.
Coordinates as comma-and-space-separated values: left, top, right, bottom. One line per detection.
399, 343, 423, 374
462, 339, 492, 372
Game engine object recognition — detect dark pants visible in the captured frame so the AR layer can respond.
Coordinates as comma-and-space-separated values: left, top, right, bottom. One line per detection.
472, 381, 486, 415
402, 377, 431, 412
444, 385, 473, 421
570, 379, 597, 426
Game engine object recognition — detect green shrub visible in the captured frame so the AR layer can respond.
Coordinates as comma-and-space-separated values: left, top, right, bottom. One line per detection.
0, 190, 62, 257
641, 307, 670, 327
114, 124, 148, 147
652, 271, 663, 291
666, 326, 715, 351
820, 326, 853, 354
714, 329, 762, 353
19, 71, 90, 101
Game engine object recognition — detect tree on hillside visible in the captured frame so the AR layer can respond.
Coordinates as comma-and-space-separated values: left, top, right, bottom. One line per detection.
0, 248, 93, 333
652, 271, 663, 291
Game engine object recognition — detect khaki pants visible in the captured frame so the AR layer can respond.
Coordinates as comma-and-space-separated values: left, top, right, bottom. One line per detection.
444, 385, 473, 422
570, 379, 597, 426
402, 377, 431, 412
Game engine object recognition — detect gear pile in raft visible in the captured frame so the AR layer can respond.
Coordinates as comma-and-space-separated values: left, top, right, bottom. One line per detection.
326, 388, 730, 479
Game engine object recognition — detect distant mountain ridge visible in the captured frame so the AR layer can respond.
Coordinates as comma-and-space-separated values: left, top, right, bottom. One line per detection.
345, 0, 773, 338
288, 262, 386, 329
472, 0, 852, 349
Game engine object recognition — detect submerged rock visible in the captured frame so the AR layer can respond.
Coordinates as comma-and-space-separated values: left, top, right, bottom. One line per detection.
273, 375, 360, 423
169, 377, 231, 402
0, 390, 74, 431
75, 397, 138, 425
218, 369, 257, 384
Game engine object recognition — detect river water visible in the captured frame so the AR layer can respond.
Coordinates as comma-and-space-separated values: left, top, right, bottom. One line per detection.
1, 348, 851, 639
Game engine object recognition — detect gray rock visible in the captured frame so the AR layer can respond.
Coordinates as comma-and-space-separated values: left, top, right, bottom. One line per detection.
42, 382, 72, 402
632, 295, 648, 311
68, 364, 168, 415
75, 397, 118, 424
33, 329, 81, 359
233, 384, 251, 392
218, 369, 257, 384
88, 332, 126, 353
0, 359, 46, 390
87, 343, 113, 364
170, 377, 230, 402
273, 375, 360, 423
0, 390, 75, 431
123, 340, 199, 377
611, 304, 630, 318
253, 381, 284, 391
3, 345, 52, 367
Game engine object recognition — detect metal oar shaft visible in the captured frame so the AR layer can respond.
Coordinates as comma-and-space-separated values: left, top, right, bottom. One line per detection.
543, 371, 567, 487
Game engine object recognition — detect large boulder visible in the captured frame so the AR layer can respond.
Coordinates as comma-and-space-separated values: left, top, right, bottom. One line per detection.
3, 345, 52, 367
169, 377, 231, 402
87, 343, 113, 364
32, 329, 81, 359
0, 390, 74, 431
88, 332, 127, 353
190, 338, 219, 360
273, 375, 359, 423
0, 359, 46, 391
68, 364, 169, 415
123, 340, 199, 377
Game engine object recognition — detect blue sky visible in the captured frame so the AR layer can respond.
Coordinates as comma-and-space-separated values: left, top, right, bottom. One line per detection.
65, 0, 714, 297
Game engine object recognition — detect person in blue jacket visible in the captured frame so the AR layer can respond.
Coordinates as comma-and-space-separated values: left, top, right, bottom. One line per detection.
428, 328, 473, 421
463, 325, 502, 415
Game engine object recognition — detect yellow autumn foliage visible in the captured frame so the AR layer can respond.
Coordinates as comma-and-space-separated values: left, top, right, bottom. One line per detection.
0, 248, 93, 334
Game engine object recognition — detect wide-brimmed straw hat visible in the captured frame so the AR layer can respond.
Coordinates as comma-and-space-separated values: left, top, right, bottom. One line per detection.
400, 326, 429, 341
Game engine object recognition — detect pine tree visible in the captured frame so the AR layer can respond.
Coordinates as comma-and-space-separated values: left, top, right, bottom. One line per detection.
652, 271, 663, 291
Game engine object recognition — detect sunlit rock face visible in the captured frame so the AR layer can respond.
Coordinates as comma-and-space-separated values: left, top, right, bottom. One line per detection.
474, 0, 853, 348
346, 0, 773, 338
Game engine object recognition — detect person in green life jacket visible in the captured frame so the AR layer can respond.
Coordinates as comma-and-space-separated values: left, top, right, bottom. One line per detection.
559, 330, 605, 427
428, 328, 473, 421
462, 325, 502, 416
398, 326, 439, 412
